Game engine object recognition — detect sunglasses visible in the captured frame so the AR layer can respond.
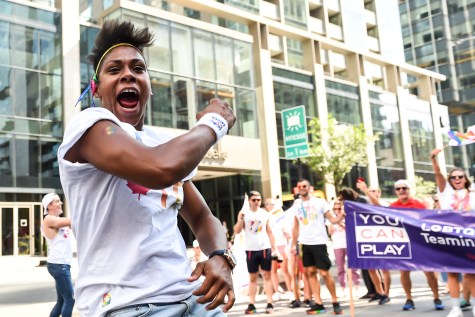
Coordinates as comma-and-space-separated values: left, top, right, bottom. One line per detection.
333, 208, 342, 211
251, 198, 261, 202
450, 175, 465, 180
395, 187, 408, 191
298, 185, 308, 189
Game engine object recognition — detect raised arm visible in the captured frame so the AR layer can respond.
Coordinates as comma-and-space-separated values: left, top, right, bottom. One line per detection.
64, 99, 235, 189
356, 180, 381, 206
430, 148, 447, 192
233, 211, 245, 234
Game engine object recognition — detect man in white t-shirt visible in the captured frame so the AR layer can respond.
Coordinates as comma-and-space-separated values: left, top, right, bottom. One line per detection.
290, 180, 345, 315
234, 191, 277, 314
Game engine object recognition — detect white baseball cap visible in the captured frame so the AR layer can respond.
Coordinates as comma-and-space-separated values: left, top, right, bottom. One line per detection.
42, 193, 57, 215
394, 179, 411, 189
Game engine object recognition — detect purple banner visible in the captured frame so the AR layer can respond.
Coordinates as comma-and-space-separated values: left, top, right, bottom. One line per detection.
344, 201, 475, 273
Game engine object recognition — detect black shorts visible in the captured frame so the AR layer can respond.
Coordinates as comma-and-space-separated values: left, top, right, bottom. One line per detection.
301, 244, 332, 270
246, 248, 272, 273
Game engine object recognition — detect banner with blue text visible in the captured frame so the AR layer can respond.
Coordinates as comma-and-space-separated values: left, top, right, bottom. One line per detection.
344, 201, 475, 273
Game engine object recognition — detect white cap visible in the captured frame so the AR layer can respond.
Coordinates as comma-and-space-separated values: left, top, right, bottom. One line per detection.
192, 240, 200, 248
394, 179, 410, 189
42, 193, 57, 215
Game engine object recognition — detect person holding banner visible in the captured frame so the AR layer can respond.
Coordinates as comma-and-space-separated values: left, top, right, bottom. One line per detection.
390, 180, 444, 311
291, 180, 345, 315
327, 200, 360, 298
430, 148, 475, 317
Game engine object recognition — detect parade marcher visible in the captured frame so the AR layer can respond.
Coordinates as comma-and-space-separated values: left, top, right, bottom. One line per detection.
234, 191, 277, 314
327, 200, 360, 297
431, 149, 475, 317
265, 197, 293, 301
58, 20, 236, 317
41, 193, 75, 317
368, 179, 444, 311
356, 182, 391, 305
291, 180, 345, 315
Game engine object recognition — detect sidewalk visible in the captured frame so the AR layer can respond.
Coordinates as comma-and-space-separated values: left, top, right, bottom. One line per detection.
1, 255, 472, 317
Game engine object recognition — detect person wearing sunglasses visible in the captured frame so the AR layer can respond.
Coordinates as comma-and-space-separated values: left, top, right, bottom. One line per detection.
234, 191, 277, 314
368, 179, 443, 311
431, 148, 475, 317
290, 179, 345, 315
327, 200, 360, 299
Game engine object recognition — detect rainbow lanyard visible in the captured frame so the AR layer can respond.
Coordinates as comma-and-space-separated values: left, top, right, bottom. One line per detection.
451, 189, 471, 211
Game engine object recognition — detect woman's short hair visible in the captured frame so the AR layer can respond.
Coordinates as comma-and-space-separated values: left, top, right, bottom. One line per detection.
338, 188, 358, 202
88, 20, 154, 76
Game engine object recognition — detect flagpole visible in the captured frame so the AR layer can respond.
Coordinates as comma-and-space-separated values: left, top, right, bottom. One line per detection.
347, 268, 355, 317
429, 143, 450, 159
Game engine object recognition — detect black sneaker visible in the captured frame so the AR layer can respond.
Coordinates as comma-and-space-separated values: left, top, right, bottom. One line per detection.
265, 303, 274, 314
303, 299, 313, 307
333, 302, 343, 315
369, 293, 383, 302
402, 299, 415, 311
289, 300, 301, 308
460, 299, 472, 311
360, 293, 375, 299
245, 303, 257, 314
434, 298, 444, 310
306, 303, 325, 315
379, 295, 390, 305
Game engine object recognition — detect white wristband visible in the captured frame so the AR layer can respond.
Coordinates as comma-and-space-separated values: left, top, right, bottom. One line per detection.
195, 113, 228, 143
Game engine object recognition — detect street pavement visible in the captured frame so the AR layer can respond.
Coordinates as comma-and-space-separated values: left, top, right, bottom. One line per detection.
0, 255, 473, 317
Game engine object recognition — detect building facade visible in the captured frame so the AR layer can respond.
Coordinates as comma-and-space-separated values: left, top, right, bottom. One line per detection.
399, 0, 475, 175
0, 0, 448, 256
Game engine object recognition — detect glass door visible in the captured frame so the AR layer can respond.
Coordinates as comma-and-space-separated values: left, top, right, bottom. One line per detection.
18, 207, 32, 255
1, 207, 14, 255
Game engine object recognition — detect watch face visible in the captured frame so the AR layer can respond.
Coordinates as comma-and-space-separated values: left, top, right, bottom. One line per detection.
224, 249, 237, 268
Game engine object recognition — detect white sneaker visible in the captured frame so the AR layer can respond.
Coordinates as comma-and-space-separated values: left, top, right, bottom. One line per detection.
272, 292, 281, 302
472, 306, 475, 317
446, 306, 463, 317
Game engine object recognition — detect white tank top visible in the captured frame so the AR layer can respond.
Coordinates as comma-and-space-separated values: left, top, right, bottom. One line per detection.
42, 226, 73, 265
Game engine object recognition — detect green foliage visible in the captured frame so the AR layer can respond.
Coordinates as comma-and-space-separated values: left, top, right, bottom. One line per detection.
301, 115, 379, 192
413, 175, 436, 199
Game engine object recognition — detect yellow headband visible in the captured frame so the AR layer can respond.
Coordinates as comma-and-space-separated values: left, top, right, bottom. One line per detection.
95, 43, 143, 76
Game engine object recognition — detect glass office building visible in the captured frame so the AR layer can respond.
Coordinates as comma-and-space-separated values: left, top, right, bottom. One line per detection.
0, 0, 447, 256
399, 0, 475, 175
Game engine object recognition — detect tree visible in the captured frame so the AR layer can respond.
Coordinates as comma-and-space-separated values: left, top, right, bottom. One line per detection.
300, 115, 379, 193
413, 175, 436, 199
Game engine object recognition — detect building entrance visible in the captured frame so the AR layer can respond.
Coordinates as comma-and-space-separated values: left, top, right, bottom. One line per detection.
0, 203, 44, 256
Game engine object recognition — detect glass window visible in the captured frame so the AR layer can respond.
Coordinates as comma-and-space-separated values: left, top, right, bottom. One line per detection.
39, 31, 61, 74
147, 18, 171, 72
15, 137, 39, 187
171, 23, 193, 77
0, 134, 13, 187
196, 80, 216, 113
173, 76, 191, 130
215, 35, 234, 85
0, 22, 11, 66
407, 102, 435, 171
287, 38, 304, 69
284, 0, 308, 29
233, 88, 257, 138
13, 25, 38, 70
149, 72, 173, 128
193, 29, 215, 81
234, 40, 253, 87
41, 140, 61, 188
0, 65, 12, 116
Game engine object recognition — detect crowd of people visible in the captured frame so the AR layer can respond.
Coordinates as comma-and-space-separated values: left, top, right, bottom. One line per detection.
225, 167, 474, 316
39, 18, 475, 317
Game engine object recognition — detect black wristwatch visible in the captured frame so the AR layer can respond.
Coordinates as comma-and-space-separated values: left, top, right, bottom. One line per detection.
208, 249, 237, 270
